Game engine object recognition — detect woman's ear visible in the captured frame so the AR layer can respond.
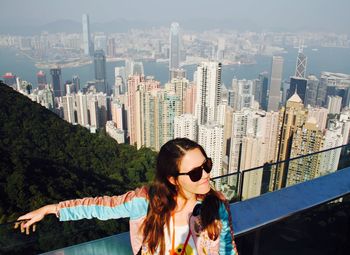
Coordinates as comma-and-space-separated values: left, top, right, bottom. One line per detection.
168, 176, 176, 185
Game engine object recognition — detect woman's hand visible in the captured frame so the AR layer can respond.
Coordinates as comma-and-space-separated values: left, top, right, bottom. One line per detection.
14, 204, 58, 235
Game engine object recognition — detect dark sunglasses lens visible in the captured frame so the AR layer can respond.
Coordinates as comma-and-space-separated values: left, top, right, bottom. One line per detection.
204, 159, 212, 173
189, 167, 202, 182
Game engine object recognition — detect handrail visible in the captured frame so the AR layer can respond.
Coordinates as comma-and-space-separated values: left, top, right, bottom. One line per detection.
211, 142, 349, 180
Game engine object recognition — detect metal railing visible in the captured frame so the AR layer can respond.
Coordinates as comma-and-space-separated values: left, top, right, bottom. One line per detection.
211, 143, 350, 202
1, 143, 349, 254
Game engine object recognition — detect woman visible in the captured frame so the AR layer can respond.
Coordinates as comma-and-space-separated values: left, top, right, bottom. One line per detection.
16, 138, 238, 255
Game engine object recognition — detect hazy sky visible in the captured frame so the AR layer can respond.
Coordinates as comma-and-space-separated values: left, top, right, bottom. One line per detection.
1, 0, 350, 32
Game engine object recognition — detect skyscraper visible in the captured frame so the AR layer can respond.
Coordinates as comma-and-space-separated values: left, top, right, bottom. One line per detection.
295, 46, 307, 78
268, 56, 284, 111
169, 22, 181, 71
50, 68, 62, 97
305, 75, 319, 107
82, 14, 93, 56
287, 119, 323, 187
174, 114, 198, 141
94, 50, 107, 94
72, 75, 80, 93
327, 96, 342, 114
232, 79, 255, 110
272, 92, 308, 190
287, 76, 308, 104
36, 70, 47, 88
198, 123, 224, 182
194, 62, 222, 125
127, 75, 160, 147
257, 72, 269, 111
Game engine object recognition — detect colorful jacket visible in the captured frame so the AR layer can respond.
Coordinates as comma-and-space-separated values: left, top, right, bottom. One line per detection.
57, 186, 238, 255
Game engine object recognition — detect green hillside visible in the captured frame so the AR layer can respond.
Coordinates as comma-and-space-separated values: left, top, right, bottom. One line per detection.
0, 81, 157, 253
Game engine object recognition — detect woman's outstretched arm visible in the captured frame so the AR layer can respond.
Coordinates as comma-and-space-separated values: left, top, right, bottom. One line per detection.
14, 204, 58, 235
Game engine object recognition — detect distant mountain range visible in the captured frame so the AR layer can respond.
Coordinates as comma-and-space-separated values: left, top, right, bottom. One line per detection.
1, 17, 338, 35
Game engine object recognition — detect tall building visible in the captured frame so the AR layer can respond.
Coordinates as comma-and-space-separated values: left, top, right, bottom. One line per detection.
36, 70, 47, 88
287, 76, 308, 104
50, 68, 62, 97
184, 83, 196, 114
76, 92, 89, 127
318, 72, 350, 108
174, 114, 198, 141
268, 56, 284, 111
307, 106, 328, 131
127, 75, 160, 147
28, 86, 54, 110
319, 128, 343, 176
82, 14, 93, 56
271, 92, 308, 190
305, 75, 319, 107
170, 68, 186, 80
327, 96, 342, 114
94, 50, 107, 94
240, 136, 266, 200
295, 46, 307, 78
106, 121, 125, 144
195, 62, 222, 125
257, 72, 269, 111
165, 78, 189, 114
72, 75, 80, 93
111, 101, 126, 130
169, 22, 181, 71
62, 94, 76, 124
198, 123, 224, 182
2, 72, 17, 88
286, 119, 323, 187
232, 79, 255, 110
115, 66, 126, 94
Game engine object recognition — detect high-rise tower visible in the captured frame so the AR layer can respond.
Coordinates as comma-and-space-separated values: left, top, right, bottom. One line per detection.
271, 92, 308, 190
93, 50, 107, 94
194, 61, 222, 125
169, 22, 181, 71
295, 45, 307, 78
268, 56, 284, 111
82, 14, 93, 56
50, 68, 62, 97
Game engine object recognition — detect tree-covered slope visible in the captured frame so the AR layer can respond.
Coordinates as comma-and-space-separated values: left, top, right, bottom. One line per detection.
0, 81, 157, 223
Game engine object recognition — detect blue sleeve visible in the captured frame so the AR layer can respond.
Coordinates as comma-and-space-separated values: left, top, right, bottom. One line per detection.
58, 188, 149, 221
219, 202, 238, 254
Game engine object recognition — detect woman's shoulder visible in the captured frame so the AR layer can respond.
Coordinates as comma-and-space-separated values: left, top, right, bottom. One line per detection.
126, 185, 150, 200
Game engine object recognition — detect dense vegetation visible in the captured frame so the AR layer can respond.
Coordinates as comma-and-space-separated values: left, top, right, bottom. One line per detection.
0, 81, 157, 254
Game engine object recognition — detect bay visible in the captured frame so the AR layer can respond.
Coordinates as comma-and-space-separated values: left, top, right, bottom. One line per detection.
1, 46, 350, 90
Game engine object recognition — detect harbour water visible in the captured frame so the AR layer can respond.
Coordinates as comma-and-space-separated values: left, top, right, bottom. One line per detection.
1, 46, 350, 89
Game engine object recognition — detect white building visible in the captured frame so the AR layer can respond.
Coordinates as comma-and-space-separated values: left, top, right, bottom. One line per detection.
195, 61, 221, 125
307, 106, 328, 131
327, 96, 342, 114
106, 121, 125, 144
232, 79, 255, 110
198, 122, 224, 187
174, 114, 198, 141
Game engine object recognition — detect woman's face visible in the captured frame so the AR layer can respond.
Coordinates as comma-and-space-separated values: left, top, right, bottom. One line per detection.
176, 148, 211, 199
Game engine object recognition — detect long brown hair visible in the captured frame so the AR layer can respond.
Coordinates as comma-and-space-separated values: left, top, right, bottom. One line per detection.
141, 138, 224, 254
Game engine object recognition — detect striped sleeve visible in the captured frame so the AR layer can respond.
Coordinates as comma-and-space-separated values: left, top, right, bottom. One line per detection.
57, 186, 149, 221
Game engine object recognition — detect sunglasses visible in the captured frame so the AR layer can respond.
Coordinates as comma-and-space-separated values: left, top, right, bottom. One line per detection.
176, 158, 213, 182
